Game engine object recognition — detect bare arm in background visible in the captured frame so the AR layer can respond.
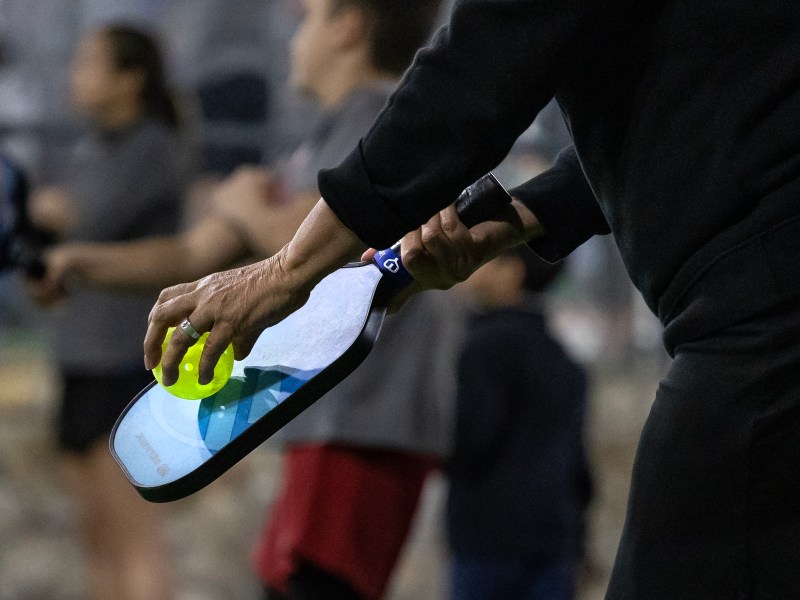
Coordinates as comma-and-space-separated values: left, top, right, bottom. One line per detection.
39, 215, 249, 295
28, 166, 328, 300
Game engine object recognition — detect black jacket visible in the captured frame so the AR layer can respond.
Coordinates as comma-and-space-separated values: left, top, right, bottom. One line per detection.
446, 306, 590, 561
319, 1, 800, 353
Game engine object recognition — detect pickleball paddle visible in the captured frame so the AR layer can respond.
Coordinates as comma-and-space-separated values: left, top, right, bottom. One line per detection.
110, 173, 512, 502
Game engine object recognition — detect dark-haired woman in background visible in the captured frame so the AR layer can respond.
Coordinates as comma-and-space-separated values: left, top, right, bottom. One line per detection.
27, 25, 188, 600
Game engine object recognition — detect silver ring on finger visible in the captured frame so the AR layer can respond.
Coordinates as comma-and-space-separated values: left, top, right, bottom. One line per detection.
178, 318, 201, 340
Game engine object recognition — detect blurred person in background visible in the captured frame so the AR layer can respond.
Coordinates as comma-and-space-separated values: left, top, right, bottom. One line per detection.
26, 25, 188, 600
446, 249, 591, 600
31, 2, 447, 599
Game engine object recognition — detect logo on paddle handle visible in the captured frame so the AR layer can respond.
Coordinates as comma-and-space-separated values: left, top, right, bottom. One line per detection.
374, 247, 412, 286
383, 257, 400, 273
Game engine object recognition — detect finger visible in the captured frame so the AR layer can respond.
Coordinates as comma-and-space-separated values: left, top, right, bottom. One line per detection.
400, 228, 437, 285
197, 324, 235, 385
419, 211, 443, 249
441, 203, 479, 277
143, 287, 198, 370
440, 203, 469, 240
143, 319, 170, 371
159, 312, 209, 386
399, 227, 425, 266
432, 204, 471, 259
232, 330, 262, 361
419, 212, 458, 266
146, 282, 197, 334
361, 248, 377, 262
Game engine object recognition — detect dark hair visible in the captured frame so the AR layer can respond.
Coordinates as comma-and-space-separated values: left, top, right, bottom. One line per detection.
502, 246, 564, 293
329, 0, 442, 75
100, 25, 180, 128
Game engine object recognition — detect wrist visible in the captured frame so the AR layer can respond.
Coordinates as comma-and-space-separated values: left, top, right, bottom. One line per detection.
280, 198, 365, 289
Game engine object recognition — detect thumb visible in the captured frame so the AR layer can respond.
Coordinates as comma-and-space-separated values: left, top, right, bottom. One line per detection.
361, 248, 377, 262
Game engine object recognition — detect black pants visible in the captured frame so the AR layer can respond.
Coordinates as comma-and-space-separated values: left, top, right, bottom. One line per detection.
263, 563, 365, 600
607, 300, 800, 598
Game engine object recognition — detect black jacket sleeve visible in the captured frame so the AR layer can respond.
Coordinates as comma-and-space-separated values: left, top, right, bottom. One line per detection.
512, 146, 610, 263
318, 0, 625, 249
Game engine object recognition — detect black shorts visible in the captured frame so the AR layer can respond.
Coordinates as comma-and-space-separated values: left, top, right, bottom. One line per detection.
58, 370, 153, 454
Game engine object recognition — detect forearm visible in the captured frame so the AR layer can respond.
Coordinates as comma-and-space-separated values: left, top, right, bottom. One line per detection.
278, 198, 366, 292
53, 237, 204, 292
51, 216, 250, 292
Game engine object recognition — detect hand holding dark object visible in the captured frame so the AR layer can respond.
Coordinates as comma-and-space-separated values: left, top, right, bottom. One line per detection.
22, 243, 91, 306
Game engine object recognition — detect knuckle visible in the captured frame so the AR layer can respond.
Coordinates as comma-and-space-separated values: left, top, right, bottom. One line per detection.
167, 334, 189, 353
402, 247, 424, 266
400, 233, 420, 253
440, 214, 460, 234
149, 303, 167, 323
420, 226, 440, 246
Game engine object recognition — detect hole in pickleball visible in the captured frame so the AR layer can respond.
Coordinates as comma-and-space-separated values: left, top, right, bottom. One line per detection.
184, 363, 194, 372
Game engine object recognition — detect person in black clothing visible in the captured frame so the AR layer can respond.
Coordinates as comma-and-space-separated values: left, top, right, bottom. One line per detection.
145, 3, 800, 597
447, 249, 590, 600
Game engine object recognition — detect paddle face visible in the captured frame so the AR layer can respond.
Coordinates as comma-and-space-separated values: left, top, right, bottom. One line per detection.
111, 262, 390, 502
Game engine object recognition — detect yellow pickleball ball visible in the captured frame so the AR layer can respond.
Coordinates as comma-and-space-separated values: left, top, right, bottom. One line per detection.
152, 326, 234, 400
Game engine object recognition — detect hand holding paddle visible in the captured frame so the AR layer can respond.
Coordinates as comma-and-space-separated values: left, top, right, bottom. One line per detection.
144, 175, 541, 388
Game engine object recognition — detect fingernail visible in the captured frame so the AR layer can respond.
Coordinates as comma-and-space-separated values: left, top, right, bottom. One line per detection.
144, 357, 153, 370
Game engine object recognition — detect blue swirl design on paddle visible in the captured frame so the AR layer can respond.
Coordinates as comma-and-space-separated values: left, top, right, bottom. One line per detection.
197, 366, 319, 453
